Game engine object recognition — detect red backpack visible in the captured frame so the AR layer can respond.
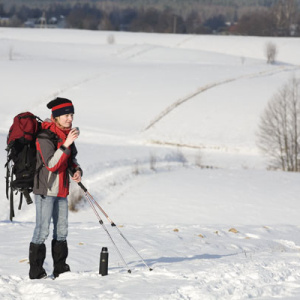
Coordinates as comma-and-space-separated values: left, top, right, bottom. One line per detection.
5, 112, 42, 221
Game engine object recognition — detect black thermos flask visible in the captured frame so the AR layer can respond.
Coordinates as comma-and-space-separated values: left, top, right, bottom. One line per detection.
99, 247, 109, 276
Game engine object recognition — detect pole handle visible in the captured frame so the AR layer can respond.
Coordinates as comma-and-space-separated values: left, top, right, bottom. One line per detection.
78, 182, 87, 193
67, 168, 87, 193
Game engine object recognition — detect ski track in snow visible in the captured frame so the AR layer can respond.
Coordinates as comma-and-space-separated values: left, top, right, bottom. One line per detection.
30, 43, 158, 111
114, 44, 158, 60
144, 64, 300, 132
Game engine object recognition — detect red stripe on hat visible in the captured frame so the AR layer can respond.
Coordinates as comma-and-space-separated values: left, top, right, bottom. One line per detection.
52, 103, 73, 111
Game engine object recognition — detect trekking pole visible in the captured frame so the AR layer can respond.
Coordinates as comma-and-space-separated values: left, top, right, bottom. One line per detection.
68, 170, 131, 273
69, 169, 153, 272
86, 191, 153, 271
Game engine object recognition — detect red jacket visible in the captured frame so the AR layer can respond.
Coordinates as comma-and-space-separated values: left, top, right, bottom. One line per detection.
33, 120, 81, 197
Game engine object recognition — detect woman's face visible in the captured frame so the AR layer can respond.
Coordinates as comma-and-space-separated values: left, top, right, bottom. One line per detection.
57, 114, 73, 128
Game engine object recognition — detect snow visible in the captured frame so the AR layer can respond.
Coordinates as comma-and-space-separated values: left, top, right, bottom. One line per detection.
1, 28, 300, 299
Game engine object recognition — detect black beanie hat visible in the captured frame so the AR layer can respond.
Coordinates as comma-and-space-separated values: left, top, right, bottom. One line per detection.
47, 97, 74, 118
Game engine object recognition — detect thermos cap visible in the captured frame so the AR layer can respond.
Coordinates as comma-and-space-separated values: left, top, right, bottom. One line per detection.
102, 247, 108, 252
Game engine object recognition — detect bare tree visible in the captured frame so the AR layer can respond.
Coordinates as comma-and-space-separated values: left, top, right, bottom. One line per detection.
272, 0, 298, 36
232, 9, 276, 36
68, 180, 85, 212
265, 41, 277, 64
9, 45, 13, 61
107, 34, 115, 45
257, 77, 300, 171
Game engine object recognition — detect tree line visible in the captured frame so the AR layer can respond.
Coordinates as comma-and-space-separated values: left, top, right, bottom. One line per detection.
0, 0, 300, 36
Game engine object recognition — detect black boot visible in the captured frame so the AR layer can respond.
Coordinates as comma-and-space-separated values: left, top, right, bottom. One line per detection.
52, 239, 70, 278
29, 242, 47, 279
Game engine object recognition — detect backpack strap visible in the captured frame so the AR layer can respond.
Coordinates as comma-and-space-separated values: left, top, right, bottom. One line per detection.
5, 149, 13, 200
22, 189, 33, 206
6, 152, 15, 221
17, 190, 33, 211
18, 193, 23, 210
37, 129, 59, 143
5, 160, 10, 200
35, 164, 44, 190
9, 179, 15, 221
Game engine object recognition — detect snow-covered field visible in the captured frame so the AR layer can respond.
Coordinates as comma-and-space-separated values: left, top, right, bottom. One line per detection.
1, 28, 300, 299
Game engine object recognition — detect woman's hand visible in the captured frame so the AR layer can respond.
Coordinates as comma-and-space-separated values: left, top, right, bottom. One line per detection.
71, 170, 81, 183
63, 128, 79, 148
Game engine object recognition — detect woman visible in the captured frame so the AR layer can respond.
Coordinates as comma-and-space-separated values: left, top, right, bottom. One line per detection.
29, 97, 82, 279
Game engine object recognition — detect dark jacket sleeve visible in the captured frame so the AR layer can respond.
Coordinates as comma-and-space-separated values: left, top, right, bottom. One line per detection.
70, 143, 83, 176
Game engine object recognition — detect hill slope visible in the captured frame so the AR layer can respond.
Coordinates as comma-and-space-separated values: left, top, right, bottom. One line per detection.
1, 28, 300, 299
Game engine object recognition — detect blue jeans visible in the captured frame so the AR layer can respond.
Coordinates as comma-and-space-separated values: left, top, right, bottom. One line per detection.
31, 195, 68, 244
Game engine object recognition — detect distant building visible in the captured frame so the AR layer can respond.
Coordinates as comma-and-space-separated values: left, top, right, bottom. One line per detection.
290, 24, 298, 36
24, 18, 37, 28
48, 16, 66, 28
24, 15, 66, 29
